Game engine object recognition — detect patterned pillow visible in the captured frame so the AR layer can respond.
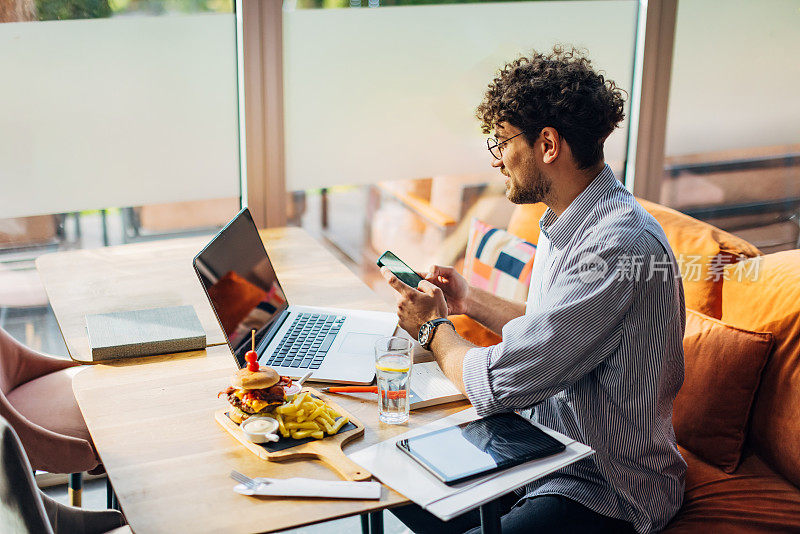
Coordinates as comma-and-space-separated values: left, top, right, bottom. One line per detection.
463, 219, 537, 302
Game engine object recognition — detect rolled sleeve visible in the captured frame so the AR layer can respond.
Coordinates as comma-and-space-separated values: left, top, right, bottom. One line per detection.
462, 345, 507, 415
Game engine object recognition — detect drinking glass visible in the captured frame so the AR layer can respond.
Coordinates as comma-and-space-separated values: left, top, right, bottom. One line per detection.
374, 336, 412, 424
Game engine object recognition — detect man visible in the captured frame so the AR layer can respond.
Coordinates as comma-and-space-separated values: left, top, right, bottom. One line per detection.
382, 46, 686, 533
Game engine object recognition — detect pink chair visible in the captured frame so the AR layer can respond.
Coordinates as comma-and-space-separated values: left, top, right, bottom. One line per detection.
1, 415, 127, 533
0, 327, 101, 506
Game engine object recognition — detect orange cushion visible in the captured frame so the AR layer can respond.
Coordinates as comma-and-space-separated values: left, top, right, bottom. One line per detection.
674, 310, 773, 473
637, 199, 761, 318
721, 251, 800, 488
506, 203, 547, 244
449, 314, 501, 347
664, 446, 800, 533
207, 271, 267, 337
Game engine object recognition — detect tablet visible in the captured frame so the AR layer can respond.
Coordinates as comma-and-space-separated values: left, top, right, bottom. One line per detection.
396, 412, 566, 486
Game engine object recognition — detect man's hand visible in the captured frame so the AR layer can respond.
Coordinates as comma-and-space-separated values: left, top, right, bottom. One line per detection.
423, 265, 471, 316
381, 267, 449, 339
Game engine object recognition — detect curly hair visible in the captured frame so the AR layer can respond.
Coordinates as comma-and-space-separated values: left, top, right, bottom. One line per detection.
476, 46, 626, 170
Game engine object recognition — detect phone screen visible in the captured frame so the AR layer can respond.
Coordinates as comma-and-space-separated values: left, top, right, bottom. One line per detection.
378, 251, 424, 288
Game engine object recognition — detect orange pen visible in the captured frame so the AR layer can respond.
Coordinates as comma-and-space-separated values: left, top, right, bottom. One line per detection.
319, 386, 406, 399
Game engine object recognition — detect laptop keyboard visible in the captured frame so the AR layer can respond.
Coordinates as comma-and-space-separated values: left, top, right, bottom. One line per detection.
265, 313, 346, 370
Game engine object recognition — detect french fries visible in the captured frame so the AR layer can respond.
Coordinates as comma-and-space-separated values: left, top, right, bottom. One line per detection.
273, 391, 348, 440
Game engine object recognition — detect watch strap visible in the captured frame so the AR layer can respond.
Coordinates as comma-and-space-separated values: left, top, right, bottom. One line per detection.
420, 318, 455, 350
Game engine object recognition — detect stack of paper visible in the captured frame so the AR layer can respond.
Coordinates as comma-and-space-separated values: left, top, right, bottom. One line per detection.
348, 408, 594, 520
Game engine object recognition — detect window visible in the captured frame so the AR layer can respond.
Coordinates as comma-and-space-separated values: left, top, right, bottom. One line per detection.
280, 0, 638, 294
661, 0, 800, 253
0, 0, 240, 349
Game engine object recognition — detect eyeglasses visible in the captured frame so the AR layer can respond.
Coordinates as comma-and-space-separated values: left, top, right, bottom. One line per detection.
486, 131, 525, 160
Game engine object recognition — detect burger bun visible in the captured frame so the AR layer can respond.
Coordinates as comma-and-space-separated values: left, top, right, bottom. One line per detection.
231, 366, 279, 390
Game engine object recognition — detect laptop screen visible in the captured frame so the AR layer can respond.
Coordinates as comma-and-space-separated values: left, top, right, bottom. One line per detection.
194, 208, 289, 366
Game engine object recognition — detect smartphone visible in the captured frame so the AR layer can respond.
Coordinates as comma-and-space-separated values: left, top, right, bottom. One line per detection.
377, 251, 424, 288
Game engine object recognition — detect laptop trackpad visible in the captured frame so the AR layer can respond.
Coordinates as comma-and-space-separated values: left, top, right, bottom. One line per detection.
339, 333, 382, 354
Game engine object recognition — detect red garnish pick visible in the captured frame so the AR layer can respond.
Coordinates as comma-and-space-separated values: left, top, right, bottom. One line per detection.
247, 361, 259, 372
245, 350, 257, 364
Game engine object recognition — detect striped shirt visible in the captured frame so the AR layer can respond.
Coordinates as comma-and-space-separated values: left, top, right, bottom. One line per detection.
462, 165, 687, 533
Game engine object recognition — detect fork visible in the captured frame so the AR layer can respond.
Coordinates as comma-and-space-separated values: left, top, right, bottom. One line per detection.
230, 470, 270, 489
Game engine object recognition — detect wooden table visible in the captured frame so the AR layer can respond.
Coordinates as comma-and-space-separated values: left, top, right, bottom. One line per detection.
37, 227, 468, 533
36, 228, 394, 364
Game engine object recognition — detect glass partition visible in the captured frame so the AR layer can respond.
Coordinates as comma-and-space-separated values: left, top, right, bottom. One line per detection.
0, 0, 240, 352
662, 0, 800, 253
0, 1, 239, 219
283, 0, 636, 190
283, 0, 639, 295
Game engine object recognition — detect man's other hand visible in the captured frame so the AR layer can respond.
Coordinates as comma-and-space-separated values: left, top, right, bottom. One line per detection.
422, 265, 471, 316
381, 267, 449, 339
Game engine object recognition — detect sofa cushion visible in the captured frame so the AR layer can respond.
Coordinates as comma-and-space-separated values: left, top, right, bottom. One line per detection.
506, 202, 548, 244
722, 251, 800, 488
637, 199, 761, 318
663, 446, 800, 533
506, 200, 762, 318
449, 314, 501, 348
674, 310, 773, 472
463, 219, 536, 302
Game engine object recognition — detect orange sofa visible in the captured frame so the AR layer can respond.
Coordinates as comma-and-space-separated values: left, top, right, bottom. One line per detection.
452, 201, 800, 532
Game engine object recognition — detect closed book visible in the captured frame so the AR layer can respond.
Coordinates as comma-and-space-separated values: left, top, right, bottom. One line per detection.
86, 305, 206, 361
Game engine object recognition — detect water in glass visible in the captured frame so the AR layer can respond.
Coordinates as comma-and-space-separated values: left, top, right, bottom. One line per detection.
375, 337, 412, 424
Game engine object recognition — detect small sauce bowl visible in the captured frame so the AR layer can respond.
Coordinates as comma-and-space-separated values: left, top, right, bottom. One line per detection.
240, 416, 280, 443
283, 383, 302, 402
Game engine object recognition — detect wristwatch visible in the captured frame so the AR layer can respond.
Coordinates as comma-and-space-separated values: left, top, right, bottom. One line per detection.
418, 318, 455, 350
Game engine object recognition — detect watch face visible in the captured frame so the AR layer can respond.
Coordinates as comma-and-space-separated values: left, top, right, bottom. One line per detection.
419, 323, 432, 346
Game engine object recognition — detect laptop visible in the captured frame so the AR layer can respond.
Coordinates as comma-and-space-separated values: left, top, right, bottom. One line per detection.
193, 208, 398, 384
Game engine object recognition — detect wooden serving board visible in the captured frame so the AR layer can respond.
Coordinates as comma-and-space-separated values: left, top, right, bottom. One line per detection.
215, 387, 371, 481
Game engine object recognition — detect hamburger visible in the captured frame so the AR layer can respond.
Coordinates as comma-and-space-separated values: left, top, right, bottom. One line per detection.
219, 366, 292, 424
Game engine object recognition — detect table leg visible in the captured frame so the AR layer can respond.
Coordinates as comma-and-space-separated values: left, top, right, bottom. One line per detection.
480, 500, 502, 534
68, 472, 82, 507
101, 209, 109, 247
106, 478, 115, 509
368, 510, 384, 534
360, 513, 369, 534
106, 478, 120, 510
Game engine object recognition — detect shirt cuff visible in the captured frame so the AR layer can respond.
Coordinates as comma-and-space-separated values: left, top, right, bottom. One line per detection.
462, 345, 504, 416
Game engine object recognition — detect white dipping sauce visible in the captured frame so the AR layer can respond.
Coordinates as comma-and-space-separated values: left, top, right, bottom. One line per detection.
243, 418, 277, 434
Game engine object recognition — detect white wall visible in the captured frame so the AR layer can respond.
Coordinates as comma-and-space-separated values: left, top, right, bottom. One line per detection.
0, 14, 240, 219
283, 1, 637, 190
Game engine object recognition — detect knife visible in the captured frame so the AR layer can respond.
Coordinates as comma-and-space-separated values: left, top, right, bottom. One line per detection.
234, 477, 382, 500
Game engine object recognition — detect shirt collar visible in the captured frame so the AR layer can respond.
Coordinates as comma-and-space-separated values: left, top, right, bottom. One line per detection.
538, 164, 617, 250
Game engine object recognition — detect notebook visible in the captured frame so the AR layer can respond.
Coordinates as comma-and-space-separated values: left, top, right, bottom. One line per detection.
85, 305, 206, 361
409, 362, 466, 409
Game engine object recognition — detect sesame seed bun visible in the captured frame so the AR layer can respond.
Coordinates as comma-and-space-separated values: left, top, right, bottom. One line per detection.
231, 366, 279, 390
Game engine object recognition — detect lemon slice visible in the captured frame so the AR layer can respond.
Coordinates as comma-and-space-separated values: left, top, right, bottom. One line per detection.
376, 363, 411, 373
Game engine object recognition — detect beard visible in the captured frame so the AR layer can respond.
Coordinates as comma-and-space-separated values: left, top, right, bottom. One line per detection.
505, 166, 551, 205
